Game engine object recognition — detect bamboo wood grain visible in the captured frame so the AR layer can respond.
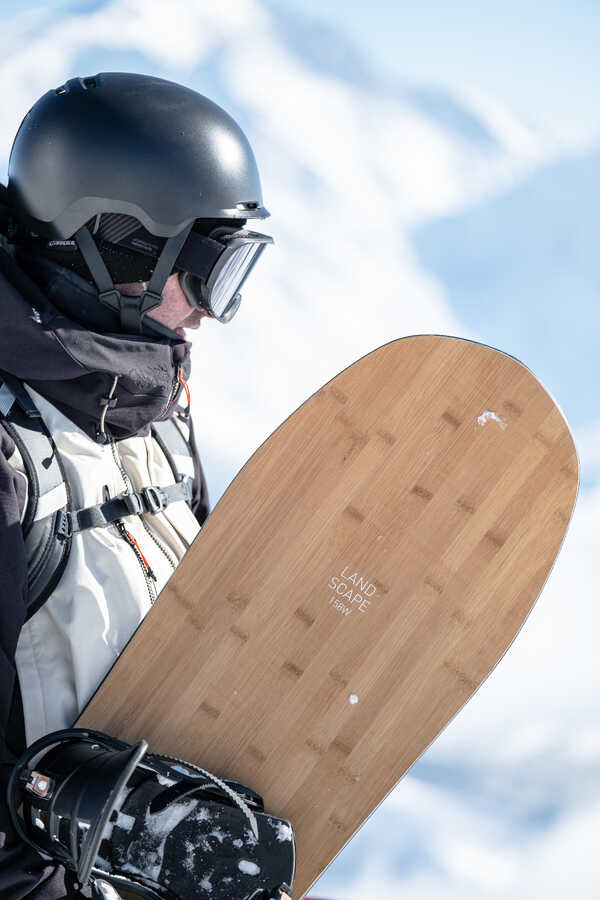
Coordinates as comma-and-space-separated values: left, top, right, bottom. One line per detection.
78, 335, 579, 898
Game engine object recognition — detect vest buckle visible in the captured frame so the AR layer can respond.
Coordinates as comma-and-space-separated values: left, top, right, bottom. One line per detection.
55, 510, 73, 541
141, 486, 166, 515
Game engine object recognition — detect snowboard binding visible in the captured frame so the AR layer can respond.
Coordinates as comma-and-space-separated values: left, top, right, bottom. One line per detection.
8, 728, 295, 900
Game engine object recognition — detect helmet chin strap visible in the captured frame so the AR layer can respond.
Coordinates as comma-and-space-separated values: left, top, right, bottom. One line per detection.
74, 222, 194, 333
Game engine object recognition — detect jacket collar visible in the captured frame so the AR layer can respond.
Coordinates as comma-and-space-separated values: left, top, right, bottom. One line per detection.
0, 245, 191, 442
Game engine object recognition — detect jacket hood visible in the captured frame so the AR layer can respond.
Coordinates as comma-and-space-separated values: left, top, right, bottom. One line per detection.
0, 243, 191, 442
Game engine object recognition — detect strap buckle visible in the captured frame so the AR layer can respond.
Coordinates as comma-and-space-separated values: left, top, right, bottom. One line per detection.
141, 486, 167, 514
98, 289, 121, 312
55, 509, 73, 541
180, 476, 193, 503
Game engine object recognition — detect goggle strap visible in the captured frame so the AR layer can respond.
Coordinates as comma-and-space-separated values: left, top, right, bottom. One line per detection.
174, 230, 223, 280
143, 221, 195, 299
110, 226, 227, 282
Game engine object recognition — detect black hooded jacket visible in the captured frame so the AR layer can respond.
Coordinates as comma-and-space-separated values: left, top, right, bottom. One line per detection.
0, 242, 210, 898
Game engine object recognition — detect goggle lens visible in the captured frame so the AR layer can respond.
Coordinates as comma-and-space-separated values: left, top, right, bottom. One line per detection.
179, 229, 272, 323
211, 241, 264, 318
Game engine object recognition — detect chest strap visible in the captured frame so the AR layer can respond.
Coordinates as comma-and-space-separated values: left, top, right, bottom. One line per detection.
55, 477, 193, 540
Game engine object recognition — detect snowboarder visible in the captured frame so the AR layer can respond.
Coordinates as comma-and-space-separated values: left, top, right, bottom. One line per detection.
0, 72, 292, 899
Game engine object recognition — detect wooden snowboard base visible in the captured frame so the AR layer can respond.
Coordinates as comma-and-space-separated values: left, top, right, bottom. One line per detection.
78, 336, 578, 897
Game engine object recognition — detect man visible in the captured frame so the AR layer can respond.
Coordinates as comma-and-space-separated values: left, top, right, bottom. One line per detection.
0, 72, 281, 898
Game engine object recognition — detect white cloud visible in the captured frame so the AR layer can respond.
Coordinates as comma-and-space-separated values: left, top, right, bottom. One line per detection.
317, 772, 600, 898
575, 419, 600, 485
0, 0, 267, 158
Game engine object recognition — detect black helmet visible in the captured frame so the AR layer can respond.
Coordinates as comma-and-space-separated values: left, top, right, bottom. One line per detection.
7, 72, 271, 333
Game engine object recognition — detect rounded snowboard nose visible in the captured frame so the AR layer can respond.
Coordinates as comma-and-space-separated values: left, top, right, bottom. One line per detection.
76, 335, 578, 898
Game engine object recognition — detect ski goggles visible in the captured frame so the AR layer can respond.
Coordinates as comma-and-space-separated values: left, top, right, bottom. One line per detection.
94, 214, 273, 324
177, 228, 273, 323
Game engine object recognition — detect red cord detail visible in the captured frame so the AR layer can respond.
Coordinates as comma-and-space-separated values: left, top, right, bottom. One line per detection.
125, 530, 152, 572
178, 367, 191, 410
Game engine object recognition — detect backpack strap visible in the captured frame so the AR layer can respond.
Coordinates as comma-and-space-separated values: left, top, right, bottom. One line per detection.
1, 379, 197, 620
151, 414, 196, 502
0, 372, 72, 620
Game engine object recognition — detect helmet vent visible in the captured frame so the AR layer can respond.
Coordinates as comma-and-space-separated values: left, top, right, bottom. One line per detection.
82, 77, 97, 90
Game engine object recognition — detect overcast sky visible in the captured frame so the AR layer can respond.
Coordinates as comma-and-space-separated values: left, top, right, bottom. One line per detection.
3, 0, 599, 144
272, 0, 600, 145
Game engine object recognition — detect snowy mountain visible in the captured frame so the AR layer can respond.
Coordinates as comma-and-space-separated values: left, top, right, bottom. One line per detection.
1, 0, 599, 896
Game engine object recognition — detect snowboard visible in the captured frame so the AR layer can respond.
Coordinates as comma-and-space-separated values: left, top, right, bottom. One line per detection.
77, 335, 579, 898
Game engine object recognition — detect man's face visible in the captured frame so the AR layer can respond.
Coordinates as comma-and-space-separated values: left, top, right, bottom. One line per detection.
115, 273, 208, 337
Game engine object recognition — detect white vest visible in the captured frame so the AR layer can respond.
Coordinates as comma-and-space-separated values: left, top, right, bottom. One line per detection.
13, 385, 201, 745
